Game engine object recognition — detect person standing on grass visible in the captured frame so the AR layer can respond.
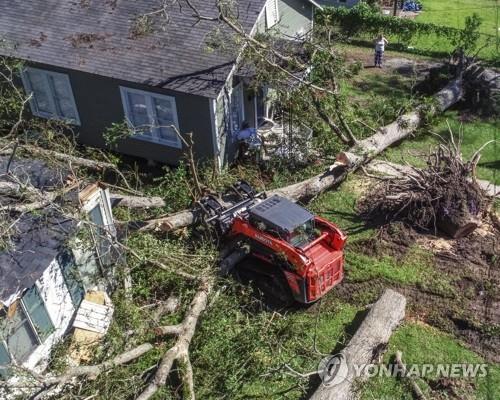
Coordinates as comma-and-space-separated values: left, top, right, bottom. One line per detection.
374, 34, 388, 68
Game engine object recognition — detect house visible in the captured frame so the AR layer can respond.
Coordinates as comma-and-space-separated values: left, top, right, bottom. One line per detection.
0, 0, 323, 167
0, 156, 116, 378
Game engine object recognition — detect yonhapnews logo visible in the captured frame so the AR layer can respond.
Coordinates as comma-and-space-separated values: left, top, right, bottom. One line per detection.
317, 353, 489, 387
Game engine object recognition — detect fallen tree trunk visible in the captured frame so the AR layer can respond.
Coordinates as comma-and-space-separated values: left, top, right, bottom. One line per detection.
137, 77, 463, 233
336, 77, 463, 169
110, 193, 166, 209
0, 143, 116, 171
311, 289, 406, 400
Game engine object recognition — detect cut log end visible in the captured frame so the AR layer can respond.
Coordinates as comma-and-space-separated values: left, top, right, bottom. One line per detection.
447, 221, 479, 239
437, 216, 480, 239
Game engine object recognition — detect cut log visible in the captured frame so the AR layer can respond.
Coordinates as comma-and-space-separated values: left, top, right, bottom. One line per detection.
336, 77, 463, 169
131, 209, 201, 232
436, 213, 480, 239
136, 77, 463, 233
311, 289, 406, 400
109, 193, 166, 209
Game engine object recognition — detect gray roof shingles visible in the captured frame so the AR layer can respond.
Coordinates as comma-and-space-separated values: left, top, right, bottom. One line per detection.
0, 0, 267, 98
0, 156, 77, 302
0, 212, 77, 302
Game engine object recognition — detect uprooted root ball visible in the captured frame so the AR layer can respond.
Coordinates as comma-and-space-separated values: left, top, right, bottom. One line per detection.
358, 143, 490, 238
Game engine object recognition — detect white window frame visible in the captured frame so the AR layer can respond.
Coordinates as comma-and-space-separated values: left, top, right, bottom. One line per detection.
119, 87, 182, 149
21, 67, 81, 126
81, 186, 116, 265
265, 0, 280, 29
0, 284, 54, 364
81, 187, 115, 233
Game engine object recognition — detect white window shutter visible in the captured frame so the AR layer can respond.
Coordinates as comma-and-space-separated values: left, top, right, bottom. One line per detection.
23, 69, 56, 115
50, 74, 77, 120
21, 67, 80, 125
266, 0, 279, 29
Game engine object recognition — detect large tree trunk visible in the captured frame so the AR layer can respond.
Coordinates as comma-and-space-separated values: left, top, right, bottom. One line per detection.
136, 78, 463, 233
311, 289, 406, 400
336, 77, 463, 169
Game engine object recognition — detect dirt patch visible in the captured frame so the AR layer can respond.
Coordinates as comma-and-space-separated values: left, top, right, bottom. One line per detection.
345, 49, 440, 78
428, 377, 478, 400
356, 222, 420, 261
349, 217, 500, 362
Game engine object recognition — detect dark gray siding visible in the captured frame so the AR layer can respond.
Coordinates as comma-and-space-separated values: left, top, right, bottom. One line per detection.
317, 0, 360, 9
256, 0, 314, 38
25, 63, 216, 165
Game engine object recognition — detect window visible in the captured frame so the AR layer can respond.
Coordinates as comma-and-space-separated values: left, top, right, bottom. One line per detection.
0, 286, 54, 366
6, 305, 39, 361
289, 219, 316, 248
89, 203, 113, 263
21, 67, 80, 125
265, 0, 279, 29
81, 187, 116, 266
120, 87, 182, 148
20, 287, 54, 342
58, 251, 85, 307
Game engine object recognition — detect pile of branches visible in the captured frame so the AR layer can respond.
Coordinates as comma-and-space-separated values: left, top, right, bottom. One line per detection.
358, 141, 490, 238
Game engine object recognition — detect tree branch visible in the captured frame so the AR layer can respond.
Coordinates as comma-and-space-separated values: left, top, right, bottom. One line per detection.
136, 278, 213, 400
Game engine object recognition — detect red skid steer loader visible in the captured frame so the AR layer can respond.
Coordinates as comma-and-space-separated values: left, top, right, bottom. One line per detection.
198, 181, 346, 304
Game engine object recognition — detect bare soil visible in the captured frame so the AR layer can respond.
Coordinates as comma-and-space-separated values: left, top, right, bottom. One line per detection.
342, 218, 500, 362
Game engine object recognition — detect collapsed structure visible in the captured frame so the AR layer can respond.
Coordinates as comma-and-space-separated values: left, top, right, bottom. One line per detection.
0, 156, 117, 377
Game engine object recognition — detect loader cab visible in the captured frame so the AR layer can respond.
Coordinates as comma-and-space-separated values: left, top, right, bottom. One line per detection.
248, 195, 317, 247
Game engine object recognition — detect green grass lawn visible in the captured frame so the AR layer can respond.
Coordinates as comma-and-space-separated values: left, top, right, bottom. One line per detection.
359, 323, 500, 400
382, 111, 500, 185
415, 0, 499, 61
416, 0, 498, 36
343, 0, 499, 62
